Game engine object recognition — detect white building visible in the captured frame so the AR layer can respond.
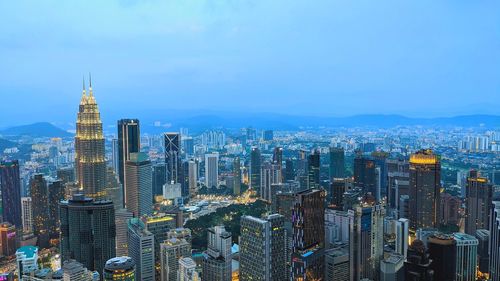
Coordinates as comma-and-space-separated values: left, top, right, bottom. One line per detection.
16, 246, 38, 280
454, 233, 478, 281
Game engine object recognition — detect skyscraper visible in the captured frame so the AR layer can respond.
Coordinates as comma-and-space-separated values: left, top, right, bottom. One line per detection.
329, 147, 345, 180
160, 238, 191, 281
260, 163, 281, 203
0, 160, 22, 228
409, 149, 441, 231
48, 179, 65, 239
152, 163, 166, 198
127, 218, 155, 281
428, 233, 456, 281
178, 257, 199, 281
60, 195, 116, 274
250, 147, 261, 195
395, 218, 409, 259
21, 197, 33, 234
273, 147, 283, 180
465, 170, 493, 235
112, 138, 119, 177
188, 160, 198, 196
30, 174, 50, 248
233, 157, 241, 195
476, 229, 489, 274
240, 214, 286, 281
454, 232, 478, 281
62, 259, 96, 281
125, 152, 152, 217
103, 257, 136, 281
489, 201, 500, 280
353, 155, 376, 195
307, 149, 320, 189
115, 208, 133, 257
291, 189, 325, 281
117, 119, 140, 186
202, 226, 232, 281
205, 153, 219, 189
164, 132, 181, 184
75, 79, 106, 198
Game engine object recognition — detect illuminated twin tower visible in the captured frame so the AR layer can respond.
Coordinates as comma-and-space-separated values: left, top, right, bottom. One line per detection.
75, 76, 106, 198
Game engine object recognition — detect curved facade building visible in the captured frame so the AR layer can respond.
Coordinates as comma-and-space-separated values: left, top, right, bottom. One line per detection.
103, 257, 136, 281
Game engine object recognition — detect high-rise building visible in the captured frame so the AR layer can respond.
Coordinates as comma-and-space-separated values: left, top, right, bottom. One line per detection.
329, 147, 345, 180
240, 214, 286, 281
60, 195, 116, 274
117, 119, 140, 188
250, 147, 261, 195
202, 226, 232, 281
324, 246, 350, 281
48, 179, 65, 239
465, 170, 493, 235
125, 152, 152, 217
263, 130, 274, 141
476, 229, 489, 274
291, 189, 325, 281
409, 149, 441, 231
488, 201, 500, 280
404, 240, 434, 281
324, 208, 354, 249
75, 80, 106, 198
143, 213, 177, 265
62, 259, 95, 281
30, 174, 50, 248
115, 208, 133, 257
260, 163, 281, 203
440, 192, 461, 226
0, 160, 22, 228
380, 253, 405, 281
307, 149, 320, 189
386, 159, 409, 212
160, 238, 191, 281
284, 159, 295, 182
395, 218, 409, 259
188, 160, 198, 196
330, 178, 352, 209
273, 146, 283, 179
21, 197, 33, 234
233, 157, 241, 195
153, 163, 167, 199
127, 218, 155, 281
204, 153, 219, 189
112, 138, 120, 178
454, 232, 478, 281
0, 223, 17, 257
353, 155, 376, 195
164, 132, 181, 184
178, 257, 199, 281
428, 233, 456, 281
16, 246, 39, 280
103, 257, 136, 281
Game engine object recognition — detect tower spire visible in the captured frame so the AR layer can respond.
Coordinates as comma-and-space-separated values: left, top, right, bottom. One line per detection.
88, 72, 93, 97
82, 76, 86, 93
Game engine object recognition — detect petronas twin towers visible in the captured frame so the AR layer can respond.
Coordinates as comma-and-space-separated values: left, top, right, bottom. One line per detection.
75, 76, 107, 198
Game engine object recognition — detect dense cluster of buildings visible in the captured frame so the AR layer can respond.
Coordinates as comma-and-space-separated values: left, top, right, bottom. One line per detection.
0, 81, 499, 281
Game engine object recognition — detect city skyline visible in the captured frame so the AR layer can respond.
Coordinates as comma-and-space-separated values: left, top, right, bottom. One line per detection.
1, 1, 499, 126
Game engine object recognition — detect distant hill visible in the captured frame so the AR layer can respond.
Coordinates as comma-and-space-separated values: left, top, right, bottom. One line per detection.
0, 122, 73, 138
0, 138, 17, 151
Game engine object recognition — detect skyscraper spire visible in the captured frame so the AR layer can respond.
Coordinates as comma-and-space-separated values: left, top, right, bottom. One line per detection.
82, 76, 86, 93
88, 72, 93, 97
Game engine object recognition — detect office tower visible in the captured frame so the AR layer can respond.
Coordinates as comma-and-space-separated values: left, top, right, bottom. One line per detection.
386, 159, 409, 211
273, 146, 283, 178
188, 160, 198, 196
342, 187, 362, 211
453, 233, 478, 281
489, 201, 500, 280
16, 246, 39, 280
153, 163, 167, 199
60, 195, 116, 274
250, 147, 261, 195
395, 218, 409, 258
440, 193, 461, 226
285, 159, 295, 181
409, 149, 441, 231
62, 259, 95, 281
117, 119, 140, 187
476, 229, 489, 274
30, 174, 50, 248
404, 240, 434, 281
233, 157, 241, 195
182, 137, 194, 156
0, 223, 17, 257
380, 253, 405, 281
428, 233, 456, 281
399, 195, 410, 219
202, 226, 232, 281
164, 132, 181, 184
115, 209, 133, 257
125, 152, 152, 217
260, 163, 281, 203
181, 161, 190, 197
330, 178, 351, 209
291, 189, 325, 281
48, 179, 65, 239
160, 238, 191, 281
307, 149, 320, 189
324, 246, 350, 281
371, 151, 388, 199
263, 130, 274, 141
178, 257, 199, 281
143, 213, 177, 264
112, 138, 119, 177
465, 170, 493, 235
324, 208, 354, 248
127, 218, 155, 281
353, 155, 376, 195
103, 257, 136, 281
21, 197, 33, 234
204, 153, 219, 188
0, 160, 22, 228
75, 80, 106, 198
352, 202, 385, 281
329, 147, 345, 180
240, 214, 286, 281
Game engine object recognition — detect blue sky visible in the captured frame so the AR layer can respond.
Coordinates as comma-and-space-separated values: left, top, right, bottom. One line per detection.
0, 0, 499, 126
